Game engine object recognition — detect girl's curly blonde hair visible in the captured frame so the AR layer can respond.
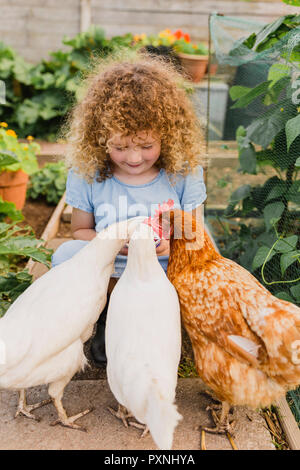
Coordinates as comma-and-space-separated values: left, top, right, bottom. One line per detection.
62, 49, 205, 183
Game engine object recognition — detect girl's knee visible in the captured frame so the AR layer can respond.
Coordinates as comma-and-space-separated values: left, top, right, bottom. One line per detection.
51, 240, 89, 267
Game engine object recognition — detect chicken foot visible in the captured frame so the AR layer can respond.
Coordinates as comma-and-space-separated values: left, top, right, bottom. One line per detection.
108, 404, 149, 438
50, 399, 92, 432
48, 377, 92, 431
128, 420, 149, 438
203, 401, 236, 435
108, 404, 133, 428
15, 389, 52, 421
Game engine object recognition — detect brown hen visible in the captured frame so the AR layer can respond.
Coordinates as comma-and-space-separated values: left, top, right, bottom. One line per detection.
161, 209, 300, 434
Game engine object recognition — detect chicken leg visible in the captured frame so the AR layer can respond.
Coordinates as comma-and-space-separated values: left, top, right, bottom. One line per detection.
128, 420, 149, 438
108, 404, 149, 438
15, 389, 51, 421
203, 401, 235, 435
48, 377, 92, 431
108, 404, 133, 428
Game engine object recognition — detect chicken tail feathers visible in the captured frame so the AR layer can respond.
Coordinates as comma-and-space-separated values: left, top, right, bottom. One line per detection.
145, 380, 182, 450
246, 304, 300, 386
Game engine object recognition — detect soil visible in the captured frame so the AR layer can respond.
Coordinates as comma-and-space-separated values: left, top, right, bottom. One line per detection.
206, 164, 277, 207
21, 199, 55, 238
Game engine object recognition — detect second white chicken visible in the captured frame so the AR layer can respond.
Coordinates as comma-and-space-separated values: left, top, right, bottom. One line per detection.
106, 222, 182, 450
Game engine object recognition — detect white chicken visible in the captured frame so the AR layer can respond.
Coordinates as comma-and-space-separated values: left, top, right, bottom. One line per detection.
106, 222, 182, 450
0, 216, 145, 430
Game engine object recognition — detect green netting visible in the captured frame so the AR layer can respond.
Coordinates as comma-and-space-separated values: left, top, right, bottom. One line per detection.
210, 13, 300, 66
207, 13, 300, 427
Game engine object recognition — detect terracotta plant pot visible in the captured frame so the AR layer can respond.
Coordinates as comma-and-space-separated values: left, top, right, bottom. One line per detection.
0, 169, 29, 210
177, 53, 209, 83
206, 63, 218, 76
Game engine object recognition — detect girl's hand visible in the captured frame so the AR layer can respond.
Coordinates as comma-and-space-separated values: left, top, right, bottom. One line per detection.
156, 239, 170, 256
119, 244, 128, 256
119, 240, 169, 256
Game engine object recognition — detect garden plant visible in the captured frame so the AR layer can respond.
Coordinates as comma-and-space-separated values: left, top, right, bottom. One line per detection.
0, 27, 134, 141
216, 14, 300, 308
27, 161, 67, 205
0, 198, 52, 317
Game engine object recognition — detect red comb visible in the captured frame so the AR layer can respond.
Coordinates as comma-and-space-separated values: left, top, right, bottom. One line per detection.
143, 199, 174, 239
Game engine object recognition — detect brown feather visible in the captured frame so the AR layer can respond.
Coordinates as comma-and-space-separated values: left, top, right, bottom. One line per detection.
163, 209, 300, 408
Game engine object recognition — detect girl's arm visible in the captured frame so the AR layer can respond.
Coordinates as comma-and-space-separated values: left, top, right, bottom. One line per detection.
71, 208, 129, 255
71, 208, 97, 241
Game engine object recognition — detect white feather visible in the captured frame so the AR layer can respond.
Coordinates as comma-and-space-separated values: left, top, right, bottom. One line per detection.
228, 335, 260, 358
106, 223, 182, 450
0, 217, 145, 393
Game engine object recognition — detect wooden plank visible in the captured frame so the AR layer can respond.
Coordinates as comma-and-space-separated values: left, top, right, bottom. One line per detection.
92, 10, 269, 27
0, 19, 27, 32
81, 0, 91, 32
27, 22, 79, 36
41, 192, 66, 243
0, 6, 29, 19
26, 192, 67, 276
0, 33, 30, 48
92, 0, 299, 16
276, 397, 300, 450
0, 0, 78, 6
28, 7, 79, 23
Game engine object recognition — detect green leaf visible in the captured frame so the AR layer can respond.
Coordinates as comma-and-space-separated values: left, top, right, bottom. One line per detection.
252, 16, 288, 51
231, 81, 272, 109
242, 196, 255, 214
0, 269, 33, 316
256, 231, 277, 248
268, 63, 291, 83
286, 181, 300, 204
0, 198, 23, 222
239, 145, 257, 174
230, 185, 252, 202
247, 103, 291, 148
290, 283, 300, 300
27, 161, 67, 205
280, 251, 299, 275
0, 149, 19, 169
275, 291, 295, 302
14, 99, 40, 128
252, 245, 276, 271
229, 86, 251, 101
296, 157, 300, 167
263, 201, 285, 231
286, 114, 300, 151
275, 235, 298, 253
265, 180, 287, 202
264, 76, 291, 106
281, 0, 300, 5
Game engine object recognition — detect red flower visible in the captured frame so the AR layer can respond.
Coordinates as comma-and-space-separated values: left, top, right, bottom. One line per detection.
183, 33, 190, 43
174, 29, 183, 40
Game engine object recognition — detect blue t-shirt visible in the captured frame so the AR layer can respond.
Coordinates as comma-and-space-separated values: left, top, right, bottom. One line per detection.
66, 166, 207, 232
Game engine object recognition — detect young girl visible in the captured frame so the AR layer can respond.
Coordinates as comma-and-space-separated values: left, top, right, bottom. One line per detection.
52, 52, 207, 366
